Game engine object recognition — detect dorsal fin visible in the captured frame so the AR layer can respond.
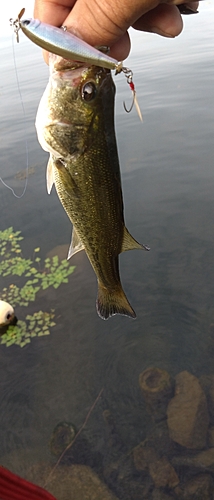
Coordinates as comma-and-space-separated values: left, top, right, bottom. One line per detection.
67, 226, 84, 260
121, 227, 150, 253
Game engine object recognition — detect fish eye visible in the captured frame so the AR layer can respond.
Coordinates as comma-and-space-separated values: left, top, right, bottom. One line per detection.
81, 82, 96, 102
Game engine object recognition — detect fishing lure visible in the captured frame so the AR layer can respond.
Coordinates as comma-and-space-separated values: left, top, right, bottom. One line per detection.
10, 8, 143, 121
10, 8, 123, 72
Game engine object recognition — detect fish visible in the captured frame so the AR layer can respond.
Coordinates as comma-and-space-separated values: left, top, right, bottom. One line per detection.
12, 9, 123, 73
35, 54, 149, 319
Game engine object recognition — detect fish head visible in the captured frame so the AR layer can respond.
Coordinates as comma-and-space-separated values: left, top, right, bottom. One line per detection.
36, 54, 115, 160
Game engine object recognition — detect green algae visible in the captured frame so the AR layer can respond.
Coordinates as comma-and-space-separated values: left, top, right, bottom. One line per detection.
0, 227, 75, 347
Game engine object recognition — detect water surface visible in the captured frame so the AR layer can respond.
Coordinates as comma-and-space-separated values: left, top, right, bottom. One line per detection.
0, 3, 214, 498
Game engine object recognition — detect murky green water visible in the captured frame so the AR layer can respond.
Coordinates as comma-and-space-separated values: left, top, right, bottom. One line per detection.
0, 3, 214, 499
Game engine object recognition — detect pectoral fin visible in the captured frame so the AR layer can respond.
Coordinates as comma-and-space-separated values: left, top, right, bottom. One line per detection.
67, 227, 84, 260
46, 156, 54, 194
54, 159, 80, 198
121, 227, 150, 253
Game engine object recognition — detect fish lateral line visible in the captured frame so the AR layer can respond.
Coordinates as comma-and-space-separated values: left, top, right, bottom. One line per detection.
10, 9, 143, 121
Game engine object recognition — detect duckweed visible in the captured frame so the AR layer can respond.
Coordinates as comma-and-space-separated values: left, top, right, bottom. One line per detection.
0, 311, 56, 348
0, 227, 75, 347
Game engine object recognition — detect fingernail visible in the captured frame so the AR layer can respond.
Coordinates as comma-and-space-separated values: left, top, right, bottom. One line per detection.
149, 27, 175, 38
178, 4, 198, 14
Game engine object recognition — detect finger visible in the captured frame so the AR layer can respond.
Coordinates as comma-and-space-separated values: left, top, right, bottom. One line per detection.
168, 0, 199, 6
40, 20, 130, 63
110, 4, 183, 60
34, 0, 76, 26
34, 0, 77, 63
132, 3, 183, 37
62, 0, 160, 46
34, 0, 199, 65
37, 3, 182, 64
185, 1, 199, 9
34, 0, 199, 27
108, 32, 131, 61
177, 2, 199, 14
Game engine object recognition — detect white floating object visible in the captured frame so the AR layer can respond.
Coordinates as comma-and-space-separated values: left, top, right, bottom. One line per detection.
0, 300, 15, 327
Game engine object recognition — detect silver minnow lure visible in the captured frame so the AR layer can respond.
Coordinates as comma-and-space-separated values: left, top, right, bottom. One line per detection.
11, 8, 123, 72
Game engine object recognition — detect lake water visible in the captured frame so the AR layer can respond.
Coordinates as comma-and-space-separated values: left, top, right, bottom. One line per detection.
0, 3, 214, 499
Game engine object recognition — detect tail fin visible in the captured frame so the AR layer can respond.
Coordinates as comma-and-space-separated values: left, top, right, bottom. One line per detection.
96, 283, 136, 320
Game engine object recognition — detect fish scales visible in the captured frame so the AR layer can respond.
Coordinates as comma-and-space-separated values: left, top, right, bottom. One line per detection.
36, 54, 149, 319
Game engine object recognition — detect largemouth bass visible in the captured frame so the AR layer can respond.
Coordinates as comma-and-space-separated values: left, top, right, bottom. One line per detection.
36, 54, 149, 319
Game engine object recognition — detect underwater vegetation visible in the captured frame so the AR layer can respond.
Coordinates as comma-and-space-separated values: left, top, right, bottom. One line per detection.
0, 227, 75, 347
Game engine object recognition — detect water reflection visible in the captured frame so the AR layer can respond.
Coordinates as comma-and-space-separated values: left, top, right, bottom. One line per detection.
0, 3, 214, 499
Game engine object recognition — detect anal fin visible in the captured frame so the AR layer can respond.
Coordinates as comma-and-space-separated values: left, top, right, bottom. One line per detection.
121, 227, 150, 253
67, 227, 84, 260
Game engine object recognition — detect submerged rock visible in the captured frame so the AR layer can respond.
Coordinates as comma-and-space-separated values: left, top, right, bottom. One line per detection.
167, 371, 209, 449
28, 464, 119, 500
133, 444, 179, 489
139, 367, 174, 421
103, 454, 152, 500
208, 426, 214, 447
172, 447, 214, 472
121, 479, 152, 500
133, 444, 158, 472
149, 457, 179, 489
200, 375, 214, 426
182, 473, 214, 499
152, 490, 175, 500
143, 420, 175, 458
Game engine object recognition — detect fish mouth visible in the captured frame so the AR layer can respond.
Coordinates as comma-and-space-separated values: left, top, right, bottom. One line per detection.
49, 53, 87, 72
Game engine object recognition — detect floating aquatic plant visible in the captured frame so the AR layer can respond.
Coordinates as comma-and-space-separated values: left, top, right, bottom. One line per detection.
0, 310, 56, 348
0, 227, 75, 347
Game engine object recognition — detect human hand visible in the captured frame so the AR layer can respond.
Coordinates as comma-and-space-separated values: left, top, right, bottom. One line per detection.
34, 0, 199, 62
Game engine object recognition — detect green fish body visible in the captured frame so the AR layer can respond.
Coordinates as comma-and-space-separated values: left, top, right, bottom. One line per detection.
36, 55, 149, 319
